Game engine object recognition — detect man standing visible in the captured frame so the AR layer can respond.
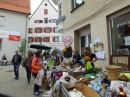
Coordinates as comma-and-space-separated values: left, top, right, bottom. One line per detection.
11, 50, 22, 80
2, 54, 7, 66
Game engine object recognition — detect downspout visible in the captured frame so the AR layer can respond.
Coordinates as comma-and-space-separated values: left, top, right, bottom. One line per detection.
25, 14, 28, 58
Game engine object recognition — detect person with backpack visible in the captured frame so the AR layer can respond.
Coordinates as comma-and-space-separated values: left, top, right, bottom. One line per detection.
31, 50, 45, 96
25, 51, 34, 84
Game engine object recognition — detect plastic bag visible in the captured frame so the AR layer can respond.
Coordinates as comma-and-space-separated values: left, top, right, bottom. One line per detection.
86, 62, 92, 70
35, 69, 44, 86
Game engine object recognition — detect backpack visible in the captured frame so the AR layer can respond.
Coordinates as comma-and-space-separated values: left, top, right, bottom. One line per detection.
29, 57, 38, 72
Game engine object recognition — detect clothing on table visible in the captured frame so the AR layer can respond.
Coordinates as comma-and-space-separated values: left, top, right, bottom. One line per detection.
89, 53, 96, 70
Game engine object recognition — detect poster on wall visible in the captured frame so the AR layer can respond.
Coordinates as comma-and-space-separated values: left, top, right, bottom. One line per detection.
95, 37, 100, 43
0, 30, 9, 38
9, 31, 20, 41
125, 36, 130, 45
63, 36, 73, 47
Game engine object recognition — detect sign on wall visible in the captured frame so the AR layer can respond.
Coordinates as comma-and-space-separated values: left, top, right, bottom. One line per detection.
0, 30, 9, 38
9, 31, 20, 41
63, 36, 73, 47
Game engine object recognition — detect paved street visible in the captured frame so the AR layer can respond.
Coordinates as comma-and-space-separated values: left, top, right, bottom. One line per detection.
0, 65, 43, 97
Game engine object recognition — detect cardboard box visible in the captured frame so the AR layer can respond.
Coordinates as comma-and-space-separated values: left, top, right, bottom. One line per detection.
73, 83, 100, 97
75, 75, 89, 85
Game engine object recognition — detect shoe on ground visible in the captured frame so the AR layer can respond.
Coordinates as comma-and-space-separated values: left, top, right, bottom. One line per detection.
14, 77, 16, 79
34, 92, 40, 96
16, 78, 18, 80
38, 90, 43, 93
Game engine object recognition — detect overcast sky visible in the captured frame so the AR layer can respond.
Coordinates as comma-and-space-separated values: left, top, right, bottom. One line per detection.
30, 0, 58, 15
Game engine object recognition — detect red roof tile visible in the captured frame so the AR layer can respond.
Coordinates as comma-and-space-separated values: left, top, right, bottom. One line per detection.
0, 0, 31, 14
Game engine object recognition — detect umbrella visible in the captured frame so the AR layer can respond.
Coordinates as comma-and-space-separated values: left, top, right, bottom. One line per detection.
30, 44, 52, 50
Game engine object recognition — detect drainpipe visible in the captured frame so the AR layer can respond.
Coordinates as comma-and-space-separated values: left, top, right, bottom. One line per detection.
25, 14, 28, 57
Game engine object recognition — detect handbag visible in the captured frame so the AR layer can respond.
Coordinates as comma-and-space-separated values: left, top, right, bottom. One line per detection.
22, 60, 26, 67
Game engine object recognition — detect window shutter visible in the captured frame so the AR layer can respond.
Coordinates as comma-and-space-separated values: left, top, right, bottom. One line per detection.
40, 37, 42, 42
50, 28, 52, 33
44, 9, 48, 14
35, 37, 37, 42
43, 38, 45, 42
44, 28, 46, 32
32, 37, 34, 42
49, 20, 51, 23
28, 28, 30, 33
41, 20, 43, 23
53, 37, 55, 42
48, 37, 49, 42
53, 27, 55, 32
35, 28, 36, 33
40, 28, 42, 33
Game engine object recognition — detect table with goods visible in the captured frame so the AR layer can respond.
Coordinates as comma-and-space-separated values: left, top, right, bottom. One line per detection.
39, 58, 130, 97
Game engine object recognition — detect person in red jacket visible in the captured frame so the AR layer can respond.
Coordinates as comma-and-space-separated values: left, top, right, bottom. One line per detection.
31, 50, 45, 96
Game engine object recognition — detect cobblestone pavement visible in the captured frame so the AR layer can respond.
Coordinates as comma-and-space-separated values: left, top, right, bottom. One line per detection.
0, 65, 44, 97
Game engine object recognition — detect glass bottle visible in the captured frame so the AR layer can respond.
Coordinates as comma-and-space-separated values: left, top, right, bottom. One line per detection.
119, 86, 126, 97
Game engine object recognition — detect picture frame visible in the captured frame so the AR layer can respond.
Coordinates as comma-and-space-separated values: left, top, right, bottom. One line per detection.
110, 55, 130, 70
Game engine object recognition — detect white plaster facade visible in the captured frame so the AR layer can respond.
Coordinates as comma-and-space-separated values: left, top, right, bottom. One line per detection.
27, 0, 63, 52
52, 0, 130, 67
0, 9, 29, 62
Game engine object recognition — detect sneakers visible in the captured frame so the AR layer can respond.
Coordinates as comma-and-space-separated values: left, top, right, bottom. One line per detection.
34, 91, 40, 96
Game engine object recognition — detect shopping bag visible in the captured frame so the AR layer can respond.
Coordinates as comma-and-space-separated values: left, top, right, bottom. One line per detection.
85, 62, 92, 70
35, 69, 44, 86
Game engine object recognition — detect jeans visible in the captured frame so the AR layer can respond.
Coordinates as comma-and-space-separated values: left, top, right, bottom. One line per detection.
33, 73, 40, 92
14, 64, 19, 78
26, 66, 31, 82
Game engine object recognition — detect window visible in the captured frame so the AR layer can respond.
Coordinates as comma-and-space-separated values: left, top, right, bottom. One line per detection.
35, 20, 43, 23
28, 28, 33, 33
44, 9, 48, 14
72, 0, 83, 9
0, 39, 2, 48
54, 37, 59, 42
46, 27, 50, 33
0, 16, 5, 26
45, 4, 47, 6
50, 19, 57, 23
53, 27, 58, 33
45, 37, 50, 42
110, 12, 130, 55
44, 18, 48, 23
36, 37, 41, 42
28, 37, 32, 43
36, 28, 42, 33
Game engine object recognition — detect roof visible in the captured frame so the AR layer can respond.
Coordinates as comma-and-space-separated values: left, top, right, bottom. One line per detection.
30, 0, 58, 19
0, 0, 31, 14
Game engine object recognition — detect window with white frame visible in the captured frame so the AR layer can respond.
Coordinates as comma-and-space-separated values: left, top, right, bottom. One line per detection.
28, 28, 33, 33
36, 37, 41, 42
46, 27, 50, 33
51, 19, 57, 23
45, 37, 50, 42
54, 37, 59, 42
72, 0, 83, 9
44, 18, 48, 23
36, 20, 43, 23
0, 39, 2, 49
0, 16, 5, 26
28, 37, 32, 43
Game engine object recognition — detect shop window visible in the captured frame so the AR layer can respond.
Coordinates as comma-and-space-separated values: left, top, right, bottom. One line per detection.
54, 37, 59, 42
0, 39, 2, 49
44, 9, 48, 14
71, 0, 84, 10
36, 37, 41, 42
44, 18, 48, 23
46, 27, 50, 33
0, 16, 5, 26
28, 37, 32, 43
110, 12, 130, 55
28, 28, 33, 33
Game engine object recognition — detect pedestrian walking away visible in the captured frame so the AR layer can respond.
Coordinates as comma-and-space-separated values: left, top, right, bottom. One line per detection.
11, 50, 22, 80
25, 51, 34, 84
